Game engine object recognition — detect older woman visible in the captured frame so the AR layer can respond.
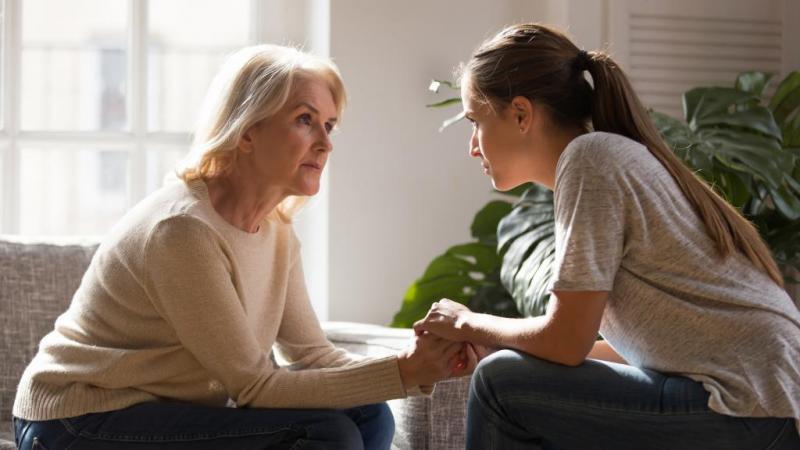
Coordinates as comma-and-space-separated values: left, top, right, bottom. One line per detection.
12, 45, 469, 450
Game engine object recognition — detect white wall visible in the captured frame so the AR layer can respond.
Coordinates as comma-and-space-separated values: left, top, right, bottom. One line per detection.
326, 0, 549, 325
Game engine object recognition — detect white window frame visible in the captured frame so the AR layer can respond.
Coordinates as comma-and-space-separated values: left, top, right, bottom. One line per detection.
0, 0, 269, 234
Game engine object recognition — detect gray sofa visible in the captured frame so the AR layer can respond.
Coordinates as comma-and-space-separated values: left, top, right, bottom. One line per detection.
0, 236, 470, 450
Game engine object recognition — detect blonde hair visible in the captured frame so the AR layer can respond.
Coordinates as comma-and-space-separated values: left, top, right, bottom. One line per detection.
176, 44, 346, 223
463, 23, 784, 287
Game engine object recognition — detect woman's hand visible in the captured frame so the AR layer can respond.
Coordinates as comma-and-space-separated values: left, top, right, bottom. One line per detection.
412, 299, 474, 342
397, 333, 463, 388
448, 341, 501, 377
396, 332, 463, 388
449, 342, 479, 377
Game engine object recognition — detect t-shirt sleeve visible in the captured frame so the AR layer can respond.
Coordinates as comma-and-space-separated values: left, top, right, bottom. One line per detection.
549, 147, 627, 292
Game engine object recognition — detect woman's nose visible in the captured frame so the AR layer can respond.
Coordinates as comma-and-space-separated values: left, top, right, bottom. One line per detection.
317, 130, 333, 153
468, 133, 479, 158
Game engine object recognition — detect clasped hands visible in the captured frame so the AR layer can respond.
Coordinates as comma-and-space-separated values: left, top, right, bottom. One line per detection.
396, 299, 493, 390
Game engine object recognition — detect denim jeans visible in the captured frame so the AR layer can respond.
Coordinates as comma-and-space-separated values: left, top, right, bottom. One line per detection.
13, 401, 394, 450
468, 349, 800, 450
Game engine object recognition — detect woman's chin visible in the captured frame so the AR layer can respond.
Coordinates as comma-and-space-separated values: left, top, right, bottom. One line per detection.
295, 183, 321, 197
491, 177, 525, 193
490, 177, 511, 192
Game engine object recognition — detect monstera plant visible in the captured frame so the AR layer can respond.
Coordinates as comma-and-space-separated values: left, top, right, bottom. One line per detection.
390, 71, 800, 328
651, 72, 800, 272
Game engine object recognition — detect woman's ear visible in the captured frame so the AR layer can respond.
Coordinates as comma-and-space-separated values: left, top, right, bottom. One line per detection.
510, 96, 533, 133
238, 126, 256, 154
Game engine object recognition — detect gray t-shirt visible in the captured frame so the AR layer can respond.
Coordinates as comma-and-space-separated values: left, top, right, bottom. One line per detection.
550, 131, 800, 421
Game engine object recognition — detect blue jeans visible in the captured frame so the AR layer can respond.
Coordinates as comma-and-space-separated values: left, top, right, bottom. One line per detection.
468, 350, 800, 450
14, 401, 394, 450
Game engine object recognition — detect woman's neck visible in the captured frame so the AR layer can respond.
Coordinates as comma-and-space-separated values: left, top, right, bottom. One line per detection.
203, 174, 286, 234
533, 126, 586, 190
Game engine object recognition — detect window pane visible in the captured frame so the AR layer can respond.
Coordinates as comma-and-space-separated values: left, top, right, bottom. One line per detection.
0, 0, 4, 130
145, 147, 188, 194
21, 0, 128, 131
0, 148, 4, 228
20, 148, 129, 235
148, 0, 251, 133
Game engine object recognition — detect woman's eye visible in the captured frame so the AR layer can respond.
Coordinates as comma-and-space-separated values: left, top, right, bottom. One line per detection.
324, 123, 333, 134
298, 113, 312, 125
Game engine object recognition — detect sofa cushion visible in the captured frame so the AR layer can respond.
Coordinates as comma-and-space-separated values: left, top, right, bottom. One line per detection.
0, 237, 98, 443
0, 432, 15, 450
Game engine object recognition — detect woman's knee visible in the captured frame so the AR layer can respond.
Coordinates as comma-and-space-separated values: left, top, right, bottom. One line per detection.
471, 350, 519, 403
346, 402, 394, 450
307, 412, 364, 450
360, 402, 394, 432
471, 349, 577, 402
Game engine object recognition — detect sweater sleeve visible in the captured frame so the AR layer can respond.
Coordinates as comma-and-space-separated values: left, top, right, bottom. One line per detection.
274, 236, 367, 370
142, 215, 407, 409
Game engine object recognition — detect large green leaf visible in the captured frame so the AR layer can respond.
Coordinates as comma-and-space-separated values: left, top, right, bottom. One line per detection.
684, 87, 757, 124
771, 72, 800, 149
391, 242, 499, 328
769, 71, 800, 126
471, 200, 513, 243
391, 199, 515, 327
695, 128, 787, 188
391, 275, 476, 328
784, 115, 800, 148
768, 184, 800, 221
497, 185, 556, 317
467, 271, 521, 318
651, 111, 714, 174
448, 242, 502, 274
694, 106, 782, 141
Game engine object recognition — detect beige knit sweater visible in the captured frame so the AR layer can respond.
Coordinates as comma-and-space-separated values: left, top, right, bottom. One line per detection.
13, 179, 408, 421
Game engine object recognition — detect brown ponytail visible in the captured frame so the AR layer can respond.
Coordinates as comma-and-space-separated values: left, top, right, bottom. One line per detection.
464, 23, 784, 287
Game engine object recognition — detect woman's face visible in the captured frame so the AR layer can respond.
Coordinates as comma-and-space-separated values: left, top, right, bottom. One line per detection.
460, 78, 531, 191
240, 76, 337, 197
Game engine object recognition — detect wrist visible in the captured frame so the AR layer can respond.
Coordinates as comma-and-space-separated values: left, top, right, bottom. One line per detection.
456, 311, 477, 339
395, 351, 417, 389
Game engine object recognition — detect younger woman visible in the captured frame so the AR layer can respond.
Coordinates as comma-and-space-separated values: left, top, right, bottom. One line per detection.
415, 24, 800, 449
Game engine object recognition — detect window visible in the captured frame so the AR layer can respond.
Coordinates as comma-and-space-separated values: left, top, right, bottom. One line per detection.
0, 0, 257, 234
1, 0, 331, 318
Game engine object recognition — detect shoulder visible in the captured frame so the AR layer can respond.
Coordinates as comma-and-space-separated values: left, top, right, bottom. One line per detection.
555, 132, 657, 191
144, 214, 223, 259
557, 132, 646, 174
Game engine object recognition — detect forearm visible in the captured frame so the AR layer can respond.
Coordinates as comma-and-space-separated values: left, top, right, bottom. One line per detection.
587, 339, 628, 364
241, 355, 407, 409
462, 313, 587, 366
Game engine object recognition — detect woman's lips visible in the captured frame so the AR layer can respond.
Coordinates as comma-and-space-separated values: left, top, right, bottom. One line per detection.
301, 163, 322, 171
